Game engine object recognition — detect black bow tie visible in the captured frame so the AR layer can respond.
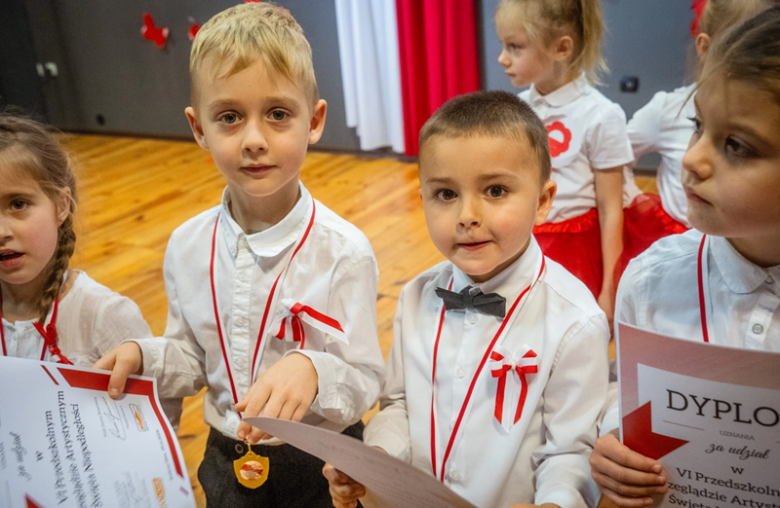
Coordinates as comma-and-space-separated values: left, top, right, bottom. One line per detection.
435, 286, 506, 318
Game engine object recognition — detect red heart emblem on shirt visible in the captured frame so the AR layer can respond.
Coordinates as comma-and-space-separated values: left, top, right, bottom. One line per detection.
547, 121, 572, 158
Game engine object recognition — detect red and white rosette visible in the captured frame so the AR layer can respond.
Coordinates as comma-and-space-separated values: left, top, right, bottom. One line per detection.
489, 344, 538, 432
273, 298, 348, 350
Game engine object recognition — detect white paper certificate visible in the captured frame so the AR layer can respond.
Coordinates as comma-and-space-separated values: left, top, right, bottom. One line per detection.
0, 356, 195, 508
244, 416, 478, 508
618, 323, 780, 508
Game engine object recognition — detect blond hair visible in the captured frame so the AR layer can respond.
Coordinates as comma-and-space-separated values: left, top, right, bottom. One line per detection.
0, 114, 77, 323
497, 0, 606, 83
419, 91, 551, 184
190, 2, 318, 106
702, 6, 780, 103
699, 0, 779, 38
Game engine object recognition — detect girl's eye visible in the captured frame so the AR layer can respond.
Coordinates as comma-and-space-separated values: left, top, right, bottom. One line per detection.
221, 113, 238, 125
271, 110, 288, 121
688, 116, 702, 135
488, 186, 506, 198
436, 189, 456, 201
10, 200, 28, 211
725, 137, 756, 159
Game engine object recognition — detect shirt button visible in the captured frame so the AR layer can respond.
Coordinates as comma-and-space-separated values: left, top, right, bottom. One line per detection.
456, 366, 466, 378
450, 470, 461, 482
468, 314, 477, 325
239, 272, 250, 283
766, 276, 774, 285
752, 323, 764, 335
235, 317, 246, 327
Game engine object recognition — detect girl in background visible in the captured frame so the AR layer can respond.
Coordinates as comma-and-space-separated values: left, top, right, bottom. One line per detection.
0, 114, 181, 426
591, 7, 780, 506
496, 0, 631, 323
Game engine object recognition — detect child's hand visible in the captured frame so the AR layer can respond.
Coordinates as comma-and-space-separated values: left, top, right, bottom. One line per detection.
323, 463, 367, 508
93, 342, 144, 399
235, 353, 318, 443
589, 430, 668, 507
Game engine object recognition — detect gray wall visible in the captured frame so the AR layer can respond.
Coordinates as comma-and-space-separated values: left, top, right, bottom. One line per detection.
23, 0, 361, 149
21, 0, 694, 153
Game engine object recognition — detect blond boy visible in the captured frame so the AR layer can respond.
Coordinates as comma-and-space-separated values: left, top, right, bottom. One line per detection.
325, 91, 609, 508
96, 4, 384, 506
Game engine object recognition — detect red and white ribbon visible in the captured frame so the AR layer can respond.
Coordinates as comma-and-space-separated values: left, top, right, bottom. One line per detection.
489, 344, 538, 432
273, 298, 348, 350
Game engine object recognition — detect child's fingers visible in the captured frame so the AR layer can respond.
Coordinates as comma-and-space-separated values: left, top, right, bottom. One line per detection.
599, 485, 656, 508
591, 454, 665, 488
277, 400, 298, 422
593, 434, 663, 477
93, 351, 117, 372
323, 463, 351, 484
241, 383, 272, 417
291, 403, 308, 423
592, 469, 668, 498
107, 355, 139, 399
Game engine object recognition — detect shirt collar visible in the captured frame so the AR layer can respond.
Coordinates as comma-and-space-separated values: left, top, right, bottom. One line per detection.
451, 236, 543, 302
710, 236, 775, 294
527, 75, 588, 108
220, 182, 312, 258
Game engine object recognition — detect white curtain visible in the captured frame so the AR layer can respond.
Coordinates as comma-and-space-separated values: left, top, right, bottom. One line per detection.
334, 0, 405, 153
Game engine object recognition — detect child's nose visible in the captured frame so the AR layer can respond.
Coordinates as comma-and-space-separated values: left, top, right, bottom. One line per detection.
682, 134, 713, 181
498, 49, 509, 68
242, 120, 268, 153
458, 198, 481, 227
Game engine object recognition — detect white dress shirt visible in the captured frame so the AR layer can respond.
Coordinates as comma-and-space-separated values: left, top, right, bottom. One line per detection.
0, 272, 182, 426
365, 237, 609, 508
627, 84, 696, 227
602, 230, 780, 433
133, 183, 385, 440
520, 77, 636, 223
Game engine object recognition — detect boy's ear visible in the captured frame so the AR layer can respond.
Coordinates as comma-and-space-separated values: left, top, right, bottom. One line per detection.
534, 179, 557, 226
185, 107, 209, 149
55, 187, 73, 226
552, 35, 574, 63
308, 100, 327, 145
695, 33, 711, 60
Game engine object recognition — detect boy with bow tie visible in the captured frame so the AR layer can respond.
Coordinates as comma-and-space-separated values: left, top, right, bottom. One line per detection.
324, 91, 610, 508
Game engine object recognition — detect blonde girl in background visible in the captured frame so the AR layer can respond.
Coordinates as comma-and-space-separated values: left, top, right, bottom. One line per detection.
496, 0, 631, 323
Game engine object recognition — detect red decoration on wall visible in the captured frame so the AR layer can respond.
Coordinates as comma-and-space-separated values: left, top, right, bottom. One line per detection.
188, 23, 200, 41
141, 13, 169, 49
547, 122, 572, 158
690, 0, 707, 36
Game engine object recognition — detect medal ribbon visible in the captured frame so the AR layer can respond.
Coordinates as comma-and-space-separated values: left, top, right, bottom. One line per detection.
697, 234, 715, 343
429, 256, 545, 481
489, 344, 538, 432
273, 298, 347, 350
210, 198, 317, 413
0, 288, 71, 364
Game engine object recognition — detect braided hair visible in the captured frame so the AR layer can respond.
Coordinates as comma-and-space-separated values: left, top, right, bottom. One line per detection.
0, 114, 77, 323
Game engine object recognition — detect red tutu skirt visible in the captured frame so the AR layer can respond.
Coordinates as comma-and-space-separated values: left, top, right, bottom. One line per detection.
534, 208, 603, 298
615, 193, 689, 282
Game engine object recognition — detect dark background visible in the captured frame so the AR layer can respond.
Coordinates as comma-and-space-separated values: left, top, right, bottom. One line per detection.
2, 0, 693, 167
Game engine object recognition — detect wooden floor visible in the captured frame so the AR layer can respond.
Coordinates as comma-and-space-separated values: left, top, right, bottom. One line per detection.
62, 134, 656, 507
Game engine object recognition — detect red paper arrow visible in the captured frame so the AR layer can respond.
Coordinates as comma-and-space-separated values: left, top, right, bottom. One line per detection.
141, 13, 169, 49
26, 496, 43, 508
690, 0, 707, 36
623, 402, 689, 460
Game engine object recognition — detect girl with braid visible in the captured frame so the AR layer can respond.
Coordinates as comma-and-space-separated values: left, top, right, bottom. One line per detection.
0, 114, 182, 426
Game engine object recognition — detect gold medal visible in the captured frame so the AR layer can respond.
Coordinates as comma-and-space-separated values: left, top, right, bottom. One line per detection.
233, 444, 270, 489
